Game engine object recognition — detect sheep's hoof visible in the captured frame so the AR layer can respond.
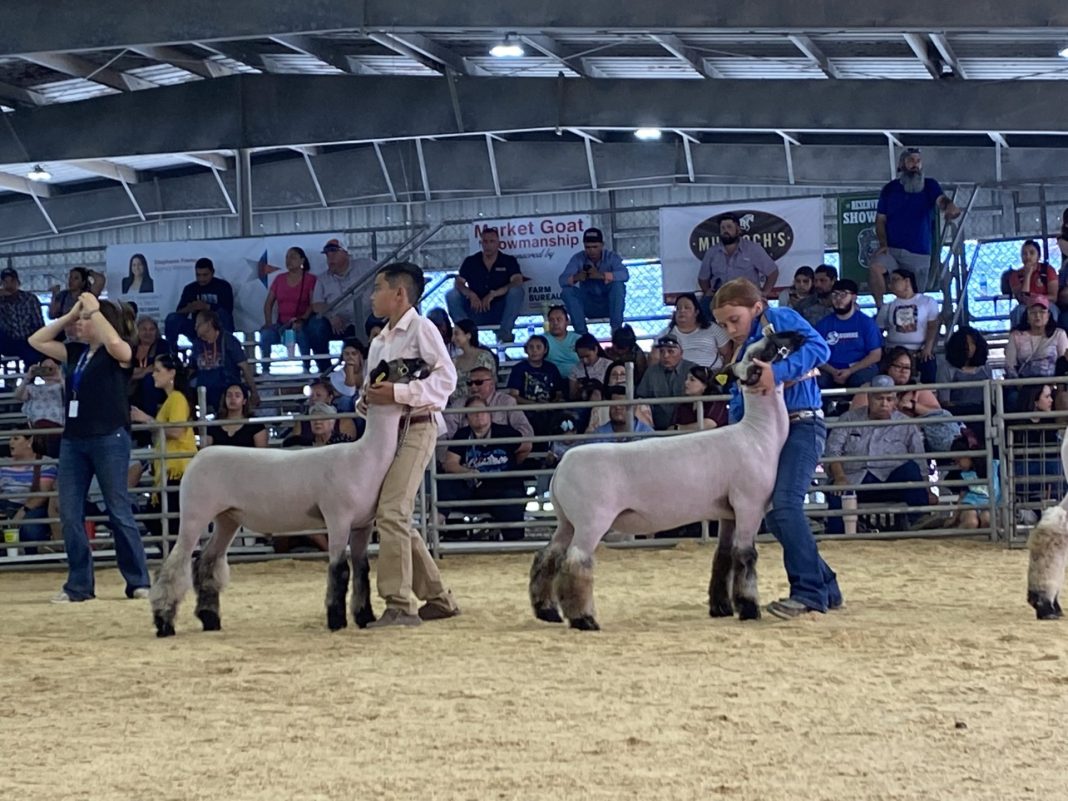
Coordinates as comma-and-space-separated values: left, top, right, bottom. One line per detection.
354, 608, 376, 629
196, 609, 221, 631
736, 599, 762, 621
535, 606, 564, 624
154, 614, 176, 638
569, 615, 600, 631
1028, 591, 1062, 620
326, 606, 347, 631
708, 600, 734, 618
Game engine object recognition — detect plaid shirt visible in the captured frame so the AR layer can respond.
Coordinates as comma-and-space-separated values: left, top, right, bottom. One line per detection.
0, 290, 45, 338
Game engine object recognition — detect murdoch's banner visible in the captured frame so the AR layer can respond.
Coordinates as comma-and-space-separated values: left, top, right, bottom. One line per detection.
658, 198, 824, 301
467, 214, 592, 315
106, 233, 346, 333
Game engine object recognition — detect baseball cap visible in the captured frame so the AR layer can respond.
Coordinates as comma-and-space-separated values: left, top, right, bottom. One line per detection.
654, 334, 681, 349
307, 401, 337, 416
321, 238, 346, 254
0, 267, 17, 281
583, 228, 604, 244
831, 279, 859, 294
870, 374, 896, 390
1030, 294, 1051, 310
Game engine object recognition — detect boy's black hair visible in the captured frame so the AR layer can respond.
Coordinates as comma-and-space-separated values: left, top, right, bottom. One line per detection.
377, 261, 425, 303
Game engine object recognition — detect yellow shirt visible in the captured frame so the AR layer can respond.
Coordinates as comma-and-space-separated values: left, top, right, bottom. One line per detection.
155, 391, 196, 481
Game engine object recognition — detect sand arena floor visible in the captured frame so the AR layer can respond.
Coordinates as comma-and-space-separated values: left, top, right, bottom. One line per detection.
1, 539, 1066, 801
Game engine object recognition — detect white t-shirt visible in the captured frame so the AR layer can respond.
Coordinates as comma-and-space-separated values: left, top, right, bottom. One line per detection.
329, 368, 360, 399
656, 324, 730, 370
877, 294, 940, 349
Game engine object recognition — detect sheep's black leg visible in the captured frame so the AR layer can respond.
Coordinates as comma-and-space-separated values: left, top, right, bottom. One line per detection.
529, 545, 565, 623
708, 520, 735, 618
731, 546, 761, 621
326, 558, 350, 631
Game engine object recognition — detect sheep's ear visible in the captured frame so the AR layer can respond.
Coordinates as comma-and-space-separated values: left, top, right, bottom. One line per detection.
369, 359, 390, 386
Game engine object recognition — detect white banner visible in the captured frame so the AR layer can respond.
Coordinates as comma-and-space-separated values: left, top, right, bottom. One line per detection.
467, 214, 592, 315
658, 198, 825, 300
106, 233, 345, 333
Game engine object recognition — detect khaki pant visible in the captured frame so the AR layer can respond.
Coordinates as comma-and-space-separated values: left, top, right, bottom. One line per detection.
376, 421, 456, 615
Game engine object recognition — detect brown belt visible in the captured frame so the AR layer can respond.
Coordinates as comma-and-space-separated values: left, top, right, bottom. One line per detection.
400, 414, 434, 429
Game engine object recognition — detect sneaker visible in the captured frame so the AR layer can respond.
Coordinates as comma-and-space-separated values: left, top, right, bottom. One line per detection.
418, 602, 461, 622
50, 590, 71, 604
130, 588, 150, 600
767, 598, 816, 620
366, 608, 421, 628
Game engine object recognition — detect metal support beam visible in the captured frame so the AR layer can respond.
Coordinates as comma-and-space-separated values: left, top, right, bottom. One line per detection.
414, 139, 431, 201
130, 44, 235, 79
373, 142, 397, 202
22, 52, 157, 92
648, 34, 723, 78
994, 139, 1004, 183
680, 134, 695, 183
30, 193, 58, 234
302, 150, 328, 207
886, 133, 900, 179
929, 33, 968, 79
519, 34, 590, 78
485, 134, 501, 196
73, 159, 139, 184
902, 33, 942, 80
0, 80, 47, 108
780, 134, 795, 184
567, 128, 603, 144
236, 147, 253, 236
120, 178, 146, 221
270, 35, 354, 74
583, 136, 598, 190
0, 172, 51, 198
210, 166, 236, 214
180, 152, 230, 170
367, 33, 485, 76
787, 34, 840, 79
201, 42, 267, 72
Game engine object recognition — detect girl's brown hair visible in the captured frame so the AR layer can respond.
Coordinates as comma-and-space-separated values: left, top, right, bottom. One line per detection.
99, 300, 137, 343
713, 278, 764, 309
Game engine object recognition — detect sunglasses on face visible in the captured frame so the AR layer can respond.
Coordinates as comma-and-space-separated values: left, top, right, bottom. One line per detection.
466, 378, 491, 387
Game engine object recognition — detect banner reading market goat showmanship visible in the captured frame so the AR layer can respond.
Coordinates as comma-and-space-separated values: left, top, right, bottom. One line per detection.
658, 198, 825, 302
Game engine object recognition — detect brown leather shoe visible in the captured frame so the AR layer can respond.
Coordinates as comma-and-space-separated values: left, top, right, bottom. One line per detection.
367, 608, 421, 628
418, 603, 462, 622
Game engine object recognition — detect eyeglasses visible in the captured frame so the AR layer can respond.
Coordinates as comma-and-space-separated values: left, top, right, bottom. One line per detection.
888, 363, 911, 371
466, 378, 491, 387
830, 290, 854, 298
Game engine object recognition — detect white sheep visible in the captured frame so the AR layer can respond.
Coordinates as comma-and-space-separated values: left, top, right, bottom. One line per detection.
1026, 433, 1068, 620
529, 332, 803, 630
150, 359, 427, 637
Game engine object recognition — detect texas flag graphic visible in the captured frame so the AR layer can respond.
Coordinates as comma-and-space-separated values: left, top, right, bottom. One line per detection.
247, 249, 282, 286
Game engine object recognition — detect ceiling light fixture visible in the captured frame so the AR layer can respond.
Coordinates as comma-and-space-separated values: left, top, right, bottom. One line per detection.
634, 128, 663, 141
1060, 46, 1068, 59
26, 164, 51, 182
490, 34, 524, 58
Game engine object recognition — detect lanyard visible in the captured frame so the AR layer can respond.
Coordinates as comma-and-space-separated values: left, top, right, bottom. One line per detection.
70, 348, 93, 396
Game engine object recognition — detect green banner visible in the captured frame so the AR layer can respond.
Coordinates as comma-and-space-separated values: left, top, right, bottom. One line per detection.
836, 194, 881, 288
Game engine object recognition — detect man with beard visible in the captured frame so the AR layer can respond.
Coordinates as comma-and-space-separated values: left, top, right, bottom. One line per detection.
697, 213, 779, 311
815, 279, 883, 393
870, 148, 960, 310
796, 263, 836, 327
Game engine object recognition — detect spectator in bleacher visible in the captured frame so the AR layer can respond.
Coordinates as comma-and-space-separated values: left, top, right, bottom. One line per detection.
129, 316, 172, 445
190, 310, 259, 412
651, 292, 731, 371
778, 265, 815, 309
875, 267, 940, 383
131, 353, 196, 540
803, 264, 837, 327
816, 279, 883, 392
14, 357, 64, 458
305, 239, 370, 375
446, 227, 526, 345
288, 380, 359, 444
506, 334, 564, 437
602, 324, 647, 384
1004, 295, 1068, 381
590, 386, 655, 443
543, 304, 581, 380
870, 148, 961, 310
165, 258, 234, 345
49, 267, 106, 320
440, 396, 530, 541
937, 326, 992, 415
205, 383, 267, 448
426, 308, 459, 357
450, 318, 499, 403
636, 334, 697, 431
569, 333, 613, 400
697, 213, 779, 305
121, 253, 154, 294
825, 374, 930, 531
306, 402, 354, 446
1002, 239, 1059, 328
0, 267, 45, 366
445, 365, 533, 439
1010, 383, 1064, 519
559, 228, 627, 334
0, 430, 54, 553
365, 313, 387, 342
325, 338, 367, 413
28, 295, 151, 603
587, 360, 654, 433
260, 247, 318, 373
941, 437, 994, 531
672, 364, 728, 431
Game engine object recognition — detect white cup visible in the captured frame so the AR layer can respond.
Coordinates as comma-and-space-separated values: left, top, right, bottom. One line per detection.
842, 492, 858, 536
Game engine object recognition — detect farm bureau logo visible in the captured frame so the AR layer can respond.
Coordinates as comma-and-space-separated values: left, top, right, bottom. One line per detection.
689, 210, 795, 261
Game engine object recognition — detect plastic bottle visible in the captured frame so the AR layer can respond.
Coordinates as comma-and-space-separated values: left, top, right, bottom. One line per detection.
283, 328, 296, 358
978, 275, 989, 296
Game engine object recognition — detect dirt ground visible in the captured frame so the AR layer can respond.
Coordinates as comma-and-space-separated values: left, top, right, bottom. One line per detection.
1, 539, 1065, 801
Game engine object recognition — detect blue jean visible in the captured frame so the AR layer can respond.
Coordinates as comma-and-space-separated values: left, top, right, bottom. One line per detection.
304, 315, 355, 375
165, 309, 234, 346
826, 461, 930, 533
445, 285, 525, 340
560, 280, 626, 334
57, 428, 150, 600
260, 323, 312, 371
818, 364, 878, 391
765, 417, 841, 612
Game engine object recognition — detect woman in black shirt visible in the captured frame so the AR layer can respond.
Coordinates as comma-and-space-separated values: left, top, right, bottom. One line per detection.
29, 294, 151, 603
205, 383, 267, 448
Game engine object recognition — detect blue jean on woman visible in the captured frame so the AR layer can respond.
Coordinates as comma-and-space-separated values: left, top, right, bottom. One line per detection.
259, 323, 312, 371
57, 427, 150, 600
765, 417, 842, 612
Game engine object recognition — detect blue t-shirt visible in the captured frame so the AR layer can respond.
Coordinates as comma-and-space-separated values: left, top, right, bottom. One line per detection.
876, 178, 943, 255
506, 360, 563, 403
816, 311, 883, 370
591, 419, 654, 444
544, 332, 581, 377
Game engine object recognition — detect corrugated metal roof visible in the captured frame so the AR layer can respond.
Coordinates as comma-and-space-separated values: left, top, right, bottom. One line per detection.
832, 58, 933, 79
33, 78, 120, 103
125, 63, 201, 86
260, 53, 346, 75
466, 57, 580, 77
958, 58, 1068, 80
583, 56, 702, 78
348, 55, 440, 76
707, 57, 824, 79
